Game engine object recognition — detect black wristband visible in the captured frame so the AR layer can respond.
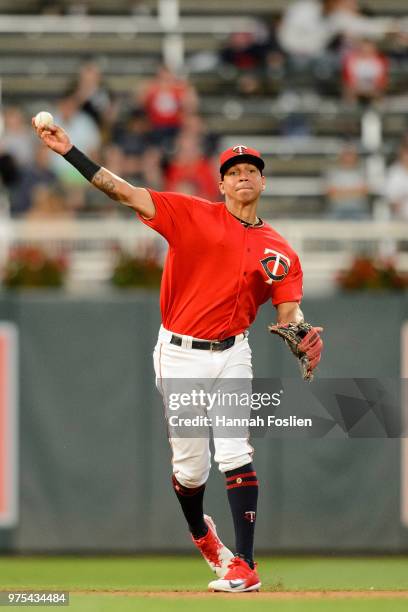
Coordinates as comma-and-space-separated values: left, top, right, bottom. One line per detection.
63, 146, 101, 182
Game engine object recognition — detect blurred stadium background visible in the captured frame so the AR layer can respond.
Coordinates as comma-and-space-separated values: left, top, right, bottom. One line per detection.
0, 0, 408, 606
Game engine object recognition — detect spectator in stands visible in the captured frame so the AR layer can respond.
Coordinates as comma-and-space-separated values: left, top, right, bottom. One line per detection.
25, 184, 71, 220
342, 39, 388, 105
70, 59, 116, 131
112, 108, 152, 177
326, 0, 396, 43
219, 30, 271, 94
277, 0, 330, 61
179, 114, 218, 157
276, 1, 338, 93
384, 145, 408, 220
324, 143, 370, 219
164, 132, 219, 201
0, 151, 19, 193
139, 146, 163, 191
277, 0, 395, 93
220, 32, 262, 71
1, 107, 35, 167
138, 65, 198, 149
112, 108, 164, 191
9, 144, 58, 217
264, 17, 286, 82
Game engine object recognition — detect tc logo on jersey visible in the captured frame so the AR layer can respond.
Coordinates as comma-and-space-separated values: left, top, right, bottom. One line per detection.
232, 145, 248, 155
260, 249, 291, 285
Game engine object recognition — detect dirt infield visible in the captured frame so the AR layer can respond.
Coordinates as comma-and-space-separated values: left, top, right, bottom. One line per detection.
75, 590, 408, 600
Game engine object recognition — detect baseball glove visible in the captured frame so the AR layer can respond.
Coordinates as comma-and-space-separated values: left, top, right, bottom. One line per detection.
268, 322, 323, 381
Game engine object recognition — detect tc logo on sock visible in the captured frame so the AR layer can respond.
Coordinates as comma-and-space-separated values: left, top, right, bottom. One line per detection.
244, 511, 256, 523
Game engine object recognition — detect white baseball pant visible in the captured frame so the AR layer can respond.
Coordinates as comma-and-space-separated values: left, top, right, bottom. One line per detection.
153, 325, 254, 488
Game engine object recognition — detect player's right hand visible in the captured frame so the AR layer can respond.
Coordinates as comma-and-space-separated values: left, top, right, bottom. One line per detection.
31, 118, 72, 156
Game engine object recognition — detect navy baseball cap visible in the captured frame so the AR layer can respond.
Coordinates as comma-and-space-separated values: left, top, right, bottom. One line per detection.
219, 144, 265, 177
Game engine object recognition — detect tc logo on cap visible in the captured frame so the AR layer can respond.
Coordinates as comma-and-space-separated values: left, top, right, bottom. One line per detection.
232, 145, 248, 155
219, 144, 265, 176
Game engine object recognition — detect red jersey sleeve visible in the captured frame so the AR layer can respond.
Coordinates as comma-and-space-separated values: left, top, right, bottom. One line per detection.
137, 190, 202, 244
271, 254, 303, 306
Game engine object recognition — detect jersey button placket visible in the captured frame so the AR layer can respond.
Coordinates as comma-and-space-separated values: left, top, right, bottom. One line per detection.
225, 228, 249, 332
243, 240, 252, 278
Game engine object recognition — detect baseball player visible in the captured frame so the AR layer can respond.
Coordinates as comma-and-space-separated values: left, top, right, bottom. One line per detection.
32, 119, 323, 593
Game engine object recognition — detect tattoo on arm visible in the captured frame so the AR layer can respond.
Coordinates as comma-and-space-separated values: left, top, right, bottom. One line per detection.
92, 169, 122, 201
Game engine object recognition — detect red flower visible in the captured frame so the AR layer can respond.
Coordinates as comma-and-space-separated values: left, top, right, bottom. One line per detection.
337, 256, 408, 291
2, 246, 68, 288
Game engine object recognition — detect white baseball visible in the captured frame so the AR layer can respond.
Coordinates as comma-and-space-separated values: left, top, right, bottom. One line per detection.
34, 111, 54, 129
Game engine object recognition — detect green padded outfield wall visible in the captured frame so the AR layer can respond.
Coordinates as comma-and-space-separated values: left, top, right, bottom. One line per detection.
0, 291, 407, 553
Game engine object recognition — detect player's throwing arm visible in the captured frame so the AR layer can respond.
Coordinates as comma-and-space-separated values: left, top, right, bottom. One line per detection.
31, 115, 156, 219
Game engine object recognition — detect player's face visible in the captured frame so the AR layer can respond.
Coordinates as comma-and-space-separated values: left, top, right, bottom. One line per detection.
219, 163, 265, 204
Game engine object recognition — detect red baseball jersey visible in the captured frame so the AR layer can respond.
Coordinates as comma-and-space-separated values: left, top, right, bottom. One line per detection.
138, 191, 303, 340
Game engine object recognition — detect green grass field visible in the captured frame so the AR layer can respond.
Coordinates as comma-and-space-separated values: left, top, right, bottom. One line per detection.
0, 556, 407, 611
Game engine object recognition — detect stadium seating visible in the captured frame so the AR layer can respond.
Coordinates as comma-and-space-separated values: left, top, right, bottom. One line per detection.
1, 0, 408, 290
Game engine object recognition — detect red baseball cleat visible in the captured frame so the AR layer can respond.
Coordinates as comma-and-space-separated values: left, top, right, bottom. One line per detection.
208, 556, 261, 592
192, 515, 234, 578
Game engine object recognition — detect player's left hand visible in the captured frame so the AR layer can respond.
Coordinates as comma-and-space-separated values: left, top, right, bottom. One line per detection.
268, 322, 323, 381
298, 326, 323, 374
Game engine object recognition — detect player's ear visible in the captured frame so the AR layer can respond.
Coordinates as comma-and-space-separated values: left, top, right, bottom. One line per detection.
261, 175, 266, 191
219, 180, 225, 195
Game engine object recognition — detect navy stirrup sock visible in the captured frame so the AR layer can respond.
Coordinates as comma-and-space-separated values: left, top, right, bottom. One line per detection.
172, 475, 208, 539
225, 462, 258, 569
